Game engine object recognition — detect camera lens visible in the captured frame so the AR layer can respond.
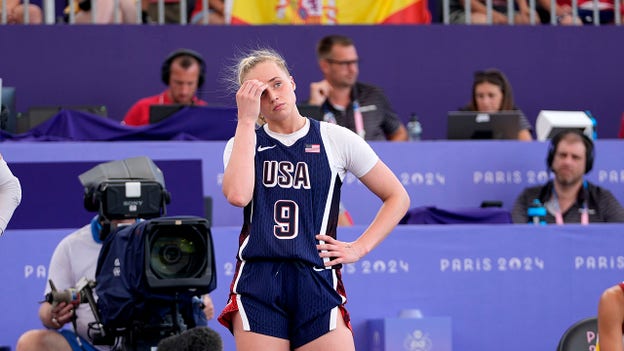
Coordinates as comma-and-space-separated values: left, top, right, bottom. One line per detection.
162, 245, 182, 264
149, 227, 206, 279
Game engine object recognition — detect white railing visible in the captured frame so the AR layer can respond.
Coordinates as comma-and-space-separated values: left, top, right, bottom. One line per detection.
1, 0, 621, 25
0, 0, 225, 24
441, 0, 622, 25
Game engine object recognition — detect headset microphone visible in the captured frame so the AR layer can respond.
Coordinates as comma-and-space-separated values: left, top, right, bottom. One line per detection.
161, 48, 206, 88
546, 129, 594, 174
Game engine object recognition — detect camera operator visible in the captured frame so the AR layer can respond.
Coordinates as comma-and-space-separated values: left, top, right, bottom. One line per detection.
17, 216, 138, 351
16, 158, 214, 351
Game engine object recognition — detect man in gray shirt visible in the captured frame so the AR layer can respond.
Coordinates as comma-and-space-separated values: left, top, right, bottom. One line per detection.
308, 34, 408, 142
512, 130, 624, 224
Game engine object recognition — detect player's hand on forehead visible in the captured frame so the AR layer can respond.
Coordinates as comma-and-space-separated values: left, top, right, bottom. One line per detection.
240, 79, 268, 95
236, 79, 268, 122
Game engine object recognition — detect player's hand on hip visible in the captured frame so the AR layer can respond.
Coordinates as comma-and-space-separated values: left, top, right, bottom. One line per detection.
316, 234, 364, 266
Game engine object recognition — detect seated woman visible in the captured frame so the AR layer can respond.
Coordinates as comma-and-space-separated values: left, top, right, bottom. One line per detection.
189, 0, 225, 24
536, 0, 583, 24
0, 0, 42, 24
65, 0, 137, 24
449, 0, 538, 24
538, 0, 624, 25
597, 283, 624, 351
460, 68, 533, 141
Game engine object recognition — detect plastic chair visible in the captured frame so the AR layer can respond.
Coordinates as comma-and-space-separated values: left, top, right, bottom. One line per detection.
556, 317, 598, 351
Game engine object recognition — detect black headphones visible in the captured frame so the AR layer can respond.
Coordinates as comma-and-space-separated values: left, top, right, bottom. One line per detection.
546, 129, 595, 174
161, 48, 206, 88
83, 186, 101, 212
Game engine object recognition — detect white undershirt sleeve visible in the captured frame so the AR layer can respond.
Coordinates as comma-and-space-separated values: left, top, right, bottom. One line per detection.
0, 158, 22, 235
322, 123, 379, 179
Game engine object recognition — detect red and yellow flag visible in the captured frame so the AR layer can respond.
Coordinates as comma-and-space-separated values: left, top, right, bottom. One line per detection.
229, 0, 431, 25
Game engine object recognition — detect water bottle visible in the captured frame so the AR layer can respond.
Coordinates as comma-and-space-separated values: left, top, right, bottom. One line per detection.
407, 113, 422, 141
527, 199, 547, 225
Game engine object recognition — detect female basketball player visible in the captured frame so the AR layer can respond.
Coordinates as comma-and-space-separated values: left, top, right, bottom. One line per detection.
218, 48, 409, 351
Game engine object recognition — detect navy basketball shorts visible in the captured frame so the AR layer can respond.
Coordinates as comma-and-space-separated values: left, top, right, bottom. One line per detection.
219, 260, 351, 348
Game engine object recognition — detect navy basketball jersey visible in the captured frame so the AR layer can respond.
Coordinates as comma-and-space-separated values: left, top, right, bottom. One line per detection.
239, 119, 342, 267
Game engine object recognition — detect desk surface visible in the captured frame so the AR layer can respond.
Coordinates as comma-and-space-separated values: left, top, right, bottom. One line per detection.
1, 140, 623, 227
1, 223, 622, 351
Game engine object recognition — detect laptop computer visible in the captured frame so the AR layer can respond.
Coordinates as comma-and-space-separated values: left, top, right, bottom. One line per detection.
17, 105, 108, 134
149, 104, 188, 124
297, 104, 324, 121
447, 111, 522, 140
149, 104, 240, 125
1, 86, 17, 133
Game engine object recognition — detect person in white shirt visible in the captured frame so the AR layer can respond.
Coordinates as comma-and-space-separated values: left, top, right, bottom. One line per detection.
0, 154, 21, 235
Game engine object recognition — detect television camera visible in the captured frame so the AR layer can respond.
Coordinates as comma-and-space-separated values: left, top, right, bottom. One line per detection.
46, 156, 216, 351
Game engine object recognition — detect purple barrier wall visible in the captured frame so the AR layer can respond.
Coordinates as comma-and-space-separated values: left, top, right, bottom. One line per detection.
0, 25, 623, 139
8, 159, 205, 229
2, 224, 624, 351
2, 140, 623, 228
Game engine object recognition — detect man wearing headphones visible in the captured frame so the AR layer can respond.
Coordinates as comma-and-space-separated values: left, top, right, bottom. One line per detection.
511, 129, 624, 224
122, 48, 207, 126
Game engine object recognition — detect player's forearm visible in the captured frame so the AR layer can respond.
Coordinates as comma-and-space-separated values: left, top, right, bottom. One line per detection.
354, 190, 410, 257
223, 121, 256, 207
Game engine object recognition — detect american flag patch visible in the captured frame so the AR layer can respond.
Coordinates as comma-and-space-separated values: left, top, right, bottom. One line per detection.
305, 144, 320, 153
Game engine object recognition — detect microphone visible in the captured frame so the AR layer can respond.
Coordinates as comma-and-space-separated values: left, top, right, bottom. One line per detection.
527, 199, 547, 225
157, 326, 223, 351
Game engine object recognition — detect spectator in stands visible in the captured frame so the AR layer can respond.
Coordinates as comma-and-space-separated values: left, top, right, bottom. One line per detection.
123, 48, 207, 126
449, 0, 538, 24
16, 159, 214, 351
145, 0, 224, 23
0, 154, 21, 236
190, 0, 225, 24
597, 283, 624, 351
67, 0, 138, 23
460, 68, 533, 140
537, 0, 623, 25
535, 0, 583, 24
511, 129, 624, 224
145, 0, 179, 23
308, 34, 408, 142
0, 0, 42, 24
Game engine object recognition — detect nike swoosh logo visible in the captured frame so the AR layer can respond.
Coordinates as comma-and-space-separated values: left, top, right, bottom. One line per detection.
257, 145, 276, 152
313, 266, 327, 272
